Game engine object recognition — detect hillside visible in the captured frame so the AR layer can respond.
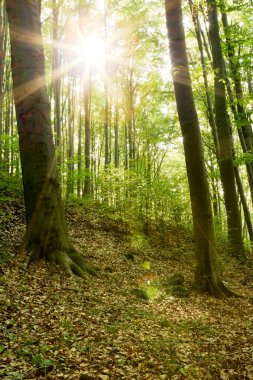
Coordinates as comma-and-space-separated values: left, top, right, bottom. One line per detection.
0, 195, 253, 379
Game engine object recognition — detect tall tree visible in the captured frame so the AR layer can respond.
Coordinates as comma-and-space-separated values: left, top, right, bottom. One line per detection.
206, 0, 244, 256
6, 0, 96, 277
83, 75, 91, 195
165, 0, 232, 296
221, 11, 253, 206
52, 0, 62, 167
0, 0, 7, 166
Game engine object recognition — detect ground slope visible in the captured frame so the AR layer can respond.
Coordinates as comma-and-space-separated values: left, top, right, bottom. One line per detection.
0, 198, 253, 379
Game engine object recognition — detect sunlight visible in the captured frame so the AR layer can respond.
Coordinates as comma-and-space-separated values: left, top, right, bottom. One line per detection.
77, 34, 106, 71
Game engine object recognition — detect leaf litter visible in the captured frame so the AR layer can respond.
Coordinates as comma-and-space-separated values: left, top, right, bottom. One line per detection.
0, 202, 253, 379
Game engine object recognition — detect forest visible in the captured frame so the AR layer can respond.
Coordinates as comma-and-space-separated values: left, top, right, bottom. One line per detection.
0, 0, 253, 379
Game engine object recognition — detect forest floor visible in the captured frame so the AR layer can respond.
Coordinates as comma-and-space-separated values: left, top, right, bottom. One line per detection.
0, 194, 253, 380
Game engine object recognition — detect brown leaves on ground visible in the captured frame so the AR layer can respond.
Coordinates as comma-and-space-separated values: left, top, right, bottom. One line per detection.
0, 203, 253, 379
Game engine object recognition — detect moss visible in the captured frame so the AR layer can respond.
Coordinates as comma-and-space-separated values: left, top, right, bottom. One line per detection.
159, 319, 170, 328
130, 288, 149, 300
164, 273, 185, 286
170, 285, 189, 298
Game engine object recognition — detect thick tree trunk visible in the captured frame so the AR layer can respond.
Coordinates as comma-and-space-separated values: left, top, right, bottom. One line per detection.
207, 0, 244, 256
6, 0, 96, 277
52, 0, 61, 167
165, 0, 233, 296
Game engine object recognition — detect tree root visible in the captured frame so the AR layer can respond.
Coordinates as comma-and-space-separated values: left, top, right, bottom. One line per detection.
194, 275, 240, 298
24, 246, 99, 279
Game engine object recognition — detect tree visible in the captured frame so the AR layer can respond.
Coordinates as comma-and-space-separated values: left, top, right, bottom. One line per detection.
165, 0, 233, 296
0, 0, 7, 168
52, 0, 62, 167
6, 0, 96, 277
221, 10, 253, 207
206, 0, 245, 256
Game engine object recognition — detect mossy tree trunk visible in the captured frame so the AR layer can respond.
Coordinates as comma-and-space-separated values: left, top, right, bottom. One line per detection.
165, 0, 233, 297
6, 0, 96, 277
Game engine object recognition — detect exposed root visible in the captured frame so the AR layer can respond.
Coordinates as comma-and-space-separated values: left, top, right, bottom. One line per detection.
24, 246, 39, 267
23, 244, 99, 279
194, 275, 240, 298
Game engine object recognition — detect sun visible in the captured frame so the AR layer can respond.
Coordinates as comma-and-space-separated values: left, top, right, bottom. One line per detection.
78, 34, 107, 71
62, 18, 108, 76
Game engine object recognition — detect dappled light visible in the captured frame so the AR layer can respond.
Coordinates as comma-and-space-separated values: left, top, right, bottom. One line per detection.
1, 0, 253, 378
76, 34, 107, 70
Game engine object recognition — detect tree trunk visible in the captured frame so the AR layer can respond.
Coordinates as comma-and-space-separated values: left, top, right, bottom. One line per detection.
0, 1, 7, 165
83, 75, 91, 196
66, 76, 75, 199
77, 109, 82, 198
114, 77, 119, 168
6, 0, 96, 277
165, 0, 233, 296
52, 0, 61, 168
207, 0, 244, 256
104, 80, 110, 167
128, 70, 136, 167
224, 64, 253, 206
234, 165, 253, 242
221, 12, 253, 206
189, 0, 219, 156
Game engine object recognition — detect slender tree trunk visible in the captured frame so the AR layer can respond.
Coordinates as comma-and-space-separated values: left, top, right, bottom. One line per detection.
222, 13, 253, 154
128, 71, 136, 167
221, 12, 253, 206
83, 75, 91, 196
234, 165, 253, 242
66, 77, 74, 199
4, 86, 10, 172
104, 80, 110, 167
224, 64, 253, 205
191, 2, 252, 242
165, 0, 233, 296
0, 2, 7, 166
77, 109, 82, 197
124, 122, 128, 169
114, 102, 119, 168
248, 73, 253, 96
189, 0, 219, 156
10, 100, 14, 175
207, 0, 244, 256
6, 0, 96, 277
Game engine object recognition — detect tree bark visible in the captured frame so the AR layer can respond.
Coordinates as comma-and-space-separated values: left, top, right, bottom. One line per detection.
52, 0, 61, 167
0, 1, 7, 165
165, 0, 233, 296
83, 75, 91, 196
114, 76, 119, 168
6, 0, 96, 277
206, 0, 244, 256
221, 12, 253, 207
